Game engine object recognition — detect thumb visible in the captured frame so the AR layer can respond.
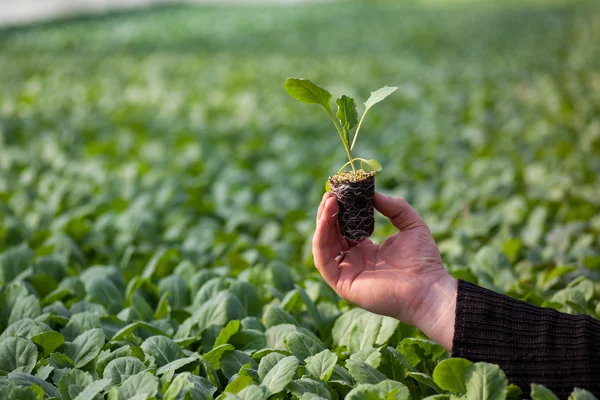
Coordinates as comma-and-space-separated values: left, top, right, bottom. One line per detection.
374, 192, 426, 231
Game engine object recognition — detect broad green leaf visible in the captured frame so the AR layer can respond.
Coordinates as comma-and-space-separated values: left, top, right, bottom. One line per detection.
350, 347, 382, 368
96, 346, 133, 378
305, 349, 338, 381
110, 320, 169, 342
258, 352, 286, 381
30, 331, 64, 356
284, 331, 325, 361
72, 378, 111, 400
0, 337, 38, 374
284, 78, 332, 110
288, 377, 332, 399
104, 356, 147, 384
215, 319, 241, 346
407, 371, 440, 392
294, 285, 323, 327
230, 329, 266, 352
375, 380, 411, 400
336, 95, 358, 141
140, 335, 185, 368
363, 86, 398, 111
568, 388, 598, 400
260, 356, 299, 396
158, 275, 190, 310
8, 372, 61, 399
8, 295, 41, 325
203, 344, 235, 370
192, 291, 245, 331
116, 371, 159, 399
164, 373, 194, 400
0, 382, 44, 400
223, 374, 254, 395
345, 359, 387, 384
64, 328, 106, 368
156, 353, 200, 376
0, 244, 33, 283
61, 312, 102, 342
530, 384, 559, 400
433, 358, 472, 393
359, 159, 383, 173
221, 350, 257, 379
263, 306, 297, 328
237, 385, 267, 400
58, 369, 93, 400
464, 362, 507, 400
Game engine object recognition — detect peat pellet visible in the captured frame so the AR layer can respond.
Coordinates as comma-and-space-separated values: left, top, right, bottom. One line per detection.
329, 170, 375, 241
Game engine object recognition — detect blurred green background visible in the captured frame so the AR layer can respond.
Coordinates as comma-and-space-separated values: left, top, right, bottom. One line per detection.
1, 0, 600, 306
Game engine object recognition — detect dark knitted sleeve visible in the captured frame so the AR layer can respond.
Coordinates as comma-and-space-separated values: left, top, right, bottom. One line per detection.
451, 279, 600, 398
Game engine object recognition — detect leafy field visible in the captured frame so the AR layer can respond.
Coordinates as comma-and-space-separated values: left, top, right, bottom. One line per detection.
1, 1, 600, 399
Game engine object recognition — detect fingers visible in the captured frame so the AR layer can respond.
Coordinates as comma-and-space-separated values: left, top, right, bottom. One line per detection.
374, 192, 426, 231
312, 196, 342, 285
316, 192, 332, 223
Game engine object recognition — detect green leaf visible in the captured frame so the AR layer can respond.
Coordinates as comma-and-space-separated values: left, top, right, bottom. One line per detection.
204, 343, 235, 370
110, 321, 169, 342
192, 292, 245, 331
0, 382, 44, 400
284, 78, 332, 110
116, 371, 159, 399
433, 358, 472, 393
407, 371, 440, 392
164, 373, 195, 400
288, 377, 332, 399
140, 335, 185, 368
260, 356, 299, 396
568, 388, 598, 400
263, 306, 298, 328
345, 359, 387, 384
157, 354, 201, 376
0, 244, 33, 283
158, 275, 190, 310
224, 374, 254, 395
58, 369, 93, 400
0, 337, 38, 374
64, 328, 106, 368
305, 349, 338, 381
215, 319, 241, 346
8, 295, 41, 325
104, 356, 147, 384
336, 95, 358, 138
464, 362, 507, 400
363, 86, 398, 111
236, 385, 267, 400
359, 159, 383, 173
221, 350, 257, 379
258, 352, 286, 382
325, 180, 331, 193
374, 380, 411, 400
72, 378, 111, 400
30, 331, 65, 356
530, 384, 559, 400
8, 372, 61, 399
284, 331, 325, 361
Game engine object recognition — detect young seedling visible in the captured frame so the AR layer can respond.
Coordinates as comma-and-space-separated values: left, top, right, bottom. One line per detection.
284, 78, 398, 240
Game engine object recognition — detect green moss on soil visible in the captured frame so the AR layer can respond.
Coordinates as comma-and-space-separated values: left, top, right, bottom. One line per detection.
330, 170, 375, 184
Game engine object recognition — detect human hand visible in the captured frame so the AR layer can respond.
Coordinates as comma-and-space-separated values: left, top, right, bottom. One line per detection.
313, 192, 457, 351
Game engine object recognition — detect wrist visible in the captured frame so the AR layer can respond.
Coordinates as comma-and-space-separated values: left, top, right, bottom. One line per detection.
409, 273, 458, 352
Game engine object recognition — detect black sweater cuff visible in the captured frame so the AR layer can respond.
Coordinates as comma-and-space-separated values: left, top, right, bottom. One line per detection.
451, 279, 600, 398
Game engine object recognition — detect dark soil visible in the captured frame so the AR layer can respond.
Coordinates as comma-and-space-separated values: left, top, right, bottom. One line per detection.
329, 170, 375, 241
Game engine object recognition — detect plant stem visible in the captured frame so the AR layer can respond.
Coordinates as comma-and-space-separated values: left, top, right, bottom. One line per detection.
351, 108, 370, 152
326, 108, 355, 172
